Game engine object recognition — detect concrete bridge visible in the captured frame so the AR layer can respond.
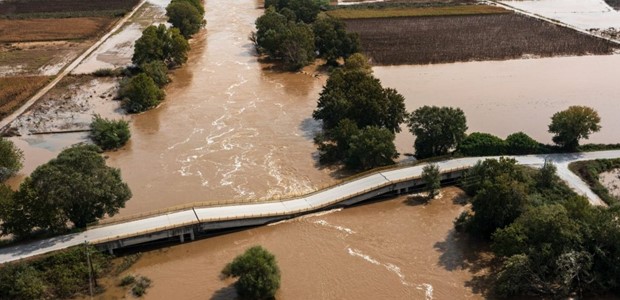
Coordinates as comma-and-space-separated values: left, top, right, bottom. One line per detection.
1, 150, 619, 264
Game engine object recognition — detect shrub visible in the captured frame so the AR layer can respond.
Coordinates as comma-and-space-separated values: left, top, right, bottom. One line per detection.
120, 275, 136, 286
132, 24, 189, 67
506, 132, 540, 155
458, 132, 506, 156
222, 246, 281, 300
140, 60, 169, 87
131, 276, 152, 297
90, 114, 131, 150
120, 73, 165, 113
0, 137, 23, 181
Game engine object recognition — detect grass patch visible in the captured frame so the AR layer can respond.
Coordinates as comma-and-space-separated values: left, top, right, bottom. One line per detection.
344, 13, 616, 65
0, 76, 51, 120
569, 159, 620, 206
0, 17, 116, 43
327, 4, 507, 19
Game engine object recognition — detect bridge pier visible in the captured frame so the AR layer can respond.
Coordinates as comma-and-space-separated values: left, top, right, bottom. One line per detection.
190, 228, 195, 241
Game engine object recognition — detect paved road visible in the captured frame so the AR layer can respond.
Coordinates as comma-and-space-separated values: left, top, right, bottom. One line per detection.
0, 0, 148, 132
1, 150, 619, 263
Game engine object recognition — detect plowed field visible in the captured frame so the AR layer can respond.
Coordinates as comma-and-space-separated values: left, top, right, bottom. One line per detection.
344, 13, 616, 65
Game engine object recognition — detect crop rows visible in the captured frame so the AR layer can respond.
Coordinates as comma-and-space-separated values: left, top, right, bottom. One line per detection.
0, 0, 140, 18
344, 13, 617, 65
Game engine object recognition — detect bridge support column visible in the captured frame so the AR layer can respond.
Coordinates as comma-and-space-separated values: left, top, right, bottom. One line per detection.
179, 234, 185, 243
190, 228, 195, 241
107, 244, 114, 255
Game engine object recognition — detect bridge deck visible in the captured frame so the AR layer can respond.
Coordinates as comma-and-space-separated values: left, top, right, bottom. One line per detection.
1, 150, 619, 263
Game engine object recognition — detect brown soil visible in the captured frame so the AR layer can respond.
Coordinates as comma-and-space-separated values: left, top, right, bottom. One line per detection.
599, 169, 620, 200
0, 0, 140, 16
0, 76, 51, 120
605, 0, 620, 9
7, 75, 123, 135
0, 17, 116, 43
0, 41, 88, 76
344, 13, 617, 65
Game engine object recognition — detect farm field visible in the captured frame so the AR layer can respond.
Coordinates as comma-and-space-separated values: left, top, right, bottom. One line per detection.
327, 4, 507, 19
0, 17, 116, 43
344, 13, 617, 65
607, 0, 620, 9
0, 76, 51, 121
0, 0, 141, 18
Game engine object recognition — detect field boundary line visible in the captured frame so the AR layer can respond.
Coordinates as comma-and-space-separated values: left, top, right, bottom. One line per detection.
0, 0, 149, 133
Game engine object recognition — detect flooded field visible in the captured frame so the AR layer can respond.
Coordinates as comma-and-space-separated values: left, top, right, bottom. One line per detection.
383, 55, 620, 154
104, 188, 490, 300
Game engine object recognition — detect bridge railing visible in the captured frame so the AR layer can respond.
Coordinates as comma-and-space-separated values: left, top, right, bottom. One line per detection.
88, 160, 468, 229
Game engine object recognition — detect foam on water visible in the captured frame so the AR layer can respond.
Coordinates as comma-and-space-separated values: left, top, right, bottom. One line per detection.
313, 220, 356, 235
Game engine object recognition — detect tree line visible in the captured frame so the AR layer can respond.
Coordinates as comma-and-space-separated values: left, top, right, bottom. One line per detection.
456, 158, 620, 298
253, 0, 360, 70
312, 56, 604, 171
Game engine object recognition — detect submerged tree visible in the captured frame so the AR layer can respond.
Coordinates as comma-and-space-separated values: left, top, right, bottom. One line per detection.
120, 73, 165, 113
0, 137, 23, 182
166, 0, 206, 39
90, 115, 131, 150
132, 24, 190, 67
222, 246, 281, 300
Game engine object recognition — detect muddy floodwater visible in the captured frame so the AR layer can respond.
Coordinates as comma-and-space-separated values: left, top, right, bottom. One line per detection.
381, 55, 620, 153
104, 188, 489, 300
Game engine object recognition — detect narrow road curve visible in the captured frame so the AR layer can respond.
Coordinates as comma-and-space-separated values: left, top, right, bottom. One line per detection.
0, 0, 148, 132
1, 150, 619, 264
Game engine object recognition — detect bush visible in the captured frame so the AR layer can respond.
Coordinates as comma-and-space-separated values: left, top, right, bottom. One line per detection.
222, 246, 281, 300
0, 137, 23, 181
140, 60, 169, 87
506, 132, 540, 155
131, 276, 152, 297
120, 73, 165, 113
120, 275, 136, 286
458, 132, 506, 156
90, 114, 131, 150
132, 24, 190, 67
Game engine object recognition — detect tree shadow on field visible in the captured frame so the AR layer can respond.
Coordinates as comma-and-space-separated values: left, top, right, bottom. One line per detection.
210, 283, 238, 300
434, 228, 499, 297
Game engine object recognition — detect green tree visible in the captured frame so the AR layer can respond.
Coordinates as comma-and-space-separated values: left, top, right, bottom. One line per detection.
548, 106, 601, 150
222, 246, 281, 300
345, 126, 398, 170
254, 8, 289, 57
120, 73, 165, 113
460, 157, 530, 196
90, 115, 131, 150
343, 53, 372, 74
313, 68, 406, 133
280, 22, 315, 70
0, 145, 131, 236
467, 174, 529, 239
171, 0, 204, 15
408, 106, 467, 159
0, 137, 23, 181
314, 118, 359, 164
506, 131, 540, 155
458, 132, 506, 156
140, 60, 170, 87
132, 24, 190, 67
166, 1, 205, 39
421, 164, 441, 199
313, 14, 360, 65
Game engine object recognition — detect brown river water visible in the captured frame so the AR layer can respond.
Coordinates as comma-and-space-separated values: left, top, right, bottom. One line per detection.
100, 188, 489, 300
4, 0, 620, 297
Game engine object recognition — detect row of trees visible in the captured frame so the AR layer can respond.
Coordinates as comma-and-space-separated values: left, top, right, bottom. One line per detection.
0, 145, 131, 238
122, 0, 204, 113
312, 51, 603, 170
254, 0, 360, 69
456, 158, 620, 298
